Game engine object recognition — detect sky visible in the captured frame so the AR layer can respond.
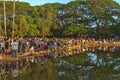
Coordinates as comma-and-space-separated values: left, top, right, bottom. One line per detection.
19, 0, 72, 6
18, 0, 120, 6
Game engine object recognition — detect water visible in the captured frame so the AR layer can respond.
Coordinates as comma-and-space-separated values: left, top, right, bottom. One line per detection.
1, 46, 120, 80
57, 47, 120, 80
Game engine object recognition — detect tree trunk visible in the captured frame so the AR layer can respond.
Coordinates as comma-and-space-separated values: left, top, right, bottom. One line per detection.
3, 0, 7, 36
12, 0, 15, 37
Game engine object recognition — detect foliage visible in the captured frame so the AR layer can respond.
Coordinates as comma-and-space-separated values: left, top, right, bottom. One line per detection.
63, 24, 88, 36
0, 0, 120, 37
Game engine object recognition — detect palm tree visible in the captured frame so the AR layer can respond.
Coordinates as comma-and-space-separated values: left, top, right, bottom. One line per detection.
3, 0, 7, 36
12, 0, 15, 37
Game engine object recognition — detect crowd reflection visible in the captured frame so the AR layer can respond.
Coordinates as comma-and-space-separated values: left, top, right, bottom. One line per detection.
0, 46, 120, 80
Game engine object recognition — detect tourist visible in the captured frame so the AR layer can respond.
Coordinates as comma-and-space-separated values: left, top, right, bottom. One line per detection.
11, 38, 18, 57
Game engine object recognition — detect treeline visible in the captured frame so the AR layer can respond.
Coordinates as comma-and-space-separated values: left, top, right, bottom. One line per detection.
0, 0, 120, 37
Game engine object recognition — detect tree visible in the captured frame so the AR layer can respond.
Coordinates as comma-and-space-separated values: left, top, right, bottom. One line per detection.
87, 0, 120, 37
63, 24, 87, 36
3, 0, 7, 36
0, 1, 120, 37
12, 0, 15, 36
15, 15, 29, 36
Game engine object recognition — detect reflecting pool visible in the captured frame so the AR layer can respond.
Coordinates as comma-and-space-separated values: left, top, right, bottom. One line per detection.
0, 47, 120, 80
57, 47, 120, 80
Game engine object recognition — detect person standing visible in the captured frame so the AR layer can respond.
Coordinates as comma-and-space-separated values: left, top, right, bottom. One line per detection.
11, 38, 18, 57
0, 39, 5, 55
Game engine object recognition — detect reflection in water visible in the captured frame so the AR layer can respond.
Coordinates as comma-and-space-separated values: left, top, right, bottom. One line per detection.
0, 46, 120, 80
87, 52, 97, 64
57, 47, 120, 80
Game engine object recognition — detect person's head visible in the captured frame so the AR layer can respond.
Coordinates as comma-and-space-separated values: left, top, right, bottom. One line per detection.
14, 39, 16, 42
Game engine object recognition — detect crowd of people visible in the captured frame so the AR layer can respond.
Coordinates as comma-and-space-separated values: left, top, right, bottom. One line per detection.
0, 36, 117, 57
0, 36, 83, 57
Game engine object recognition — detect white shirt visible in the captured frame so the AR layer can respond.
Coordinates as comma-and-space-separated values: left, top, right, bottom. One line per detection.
11, 41, 18, 50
